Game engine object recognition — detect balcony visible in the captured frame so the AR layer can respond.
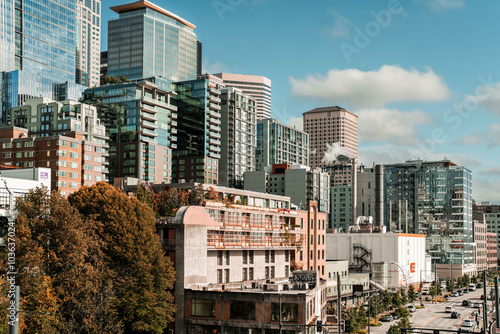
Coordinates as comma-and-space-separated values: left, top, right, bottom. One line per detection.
209, 110, 221, 118
171, 113, 178, 119
208, 131, 221, 139
208, 102, 221, 111
209, 95, 221, 103
140, 112, 157, 122
140, 128, 157, 137
141, 96, 176, 111
209, 145, 221, 152
141, 120, 157, 130
170, 142, 177, 149
208, 152, 221, 159
140, 103, 157, 114
208, 86, 221, 95
209, 138, 220, 145
209, 117, 221, 125
209, 124, 221, 132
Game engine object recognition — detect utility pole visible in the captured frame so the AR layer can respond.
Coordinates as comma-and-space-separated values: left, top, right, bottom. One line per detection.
337, 274, 341, 334
483, 272, 488, 334
495, 276, 499, 328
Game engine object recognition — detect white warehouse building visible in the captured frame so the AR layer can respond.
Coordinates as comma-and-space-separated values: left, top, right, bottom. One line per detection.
326, 233, 431, 291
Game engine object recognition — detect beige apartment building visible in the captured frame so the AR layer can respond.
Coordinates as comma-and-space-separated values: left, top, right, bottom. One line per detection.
303, 106, 358, 169
214, 73, 271, 119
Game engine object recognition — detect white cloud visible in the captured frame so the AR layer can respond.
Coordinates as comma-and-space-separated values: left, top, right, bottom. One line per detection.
290, 65, 451, 108
456, 134, 486, 146
322, 142, 355, 164
466, 82, 500, 117
285, 117, 303, 131
481, 167, 500, 176
415, 0, 465, 11
323, 11, 355, 38
357, 108, 433, 145
472, 177, 500, 203
202, 60, 230, 74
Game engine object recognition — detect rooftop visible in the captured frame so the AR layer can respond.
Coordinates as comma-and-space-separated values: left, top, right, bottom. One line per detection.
110, 0, 196, 29
303, 105, 358, 118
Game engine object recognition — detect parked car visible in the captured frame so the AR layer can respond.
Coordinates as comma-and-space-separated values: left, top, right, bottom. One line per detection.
452, 292, 460, 297
477, 283, 483, 288
451, 311, 461, 319
444, 295, 450, 300
463, 288, 469, 293
390, 312, 398, 320
445, 306, 454, 313
382, 314, 393, 322
462, 300, 471, 307
473, 302, 482, 308
457, 290, 463, 295
463, 319, 475, 327
407, 305, 416, 313
469, 284, 476, 291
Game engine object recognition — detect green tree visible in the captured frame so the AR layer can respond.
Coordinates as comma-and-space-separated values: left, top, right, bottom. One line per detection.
388, 306, 412, 334
120, 75, 128, 82
135, 183, 156, 212
447, 280, 455, 293
400, 288, 408, 305
382, 290, 392, 311
392, 290, 402, 308
407, 285, 416, 302
68, 183, 176, 333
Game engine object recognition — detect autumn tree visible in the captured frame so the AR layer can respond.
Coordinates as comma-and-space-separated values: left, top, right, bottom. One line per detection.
2, 186, 121, 333
68, 182, 175, 333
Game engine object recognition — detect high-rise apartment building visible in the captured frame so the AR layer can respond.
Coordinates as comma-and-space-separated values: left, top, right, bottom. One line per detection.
472, 220, 488, 274
83, 77, 177, 184
255, 118, 309, 171
75, 0, 101, 87
108, 0, 198, 82
171, 74, 223, 184
384, 159, 474, 279
219, 87, 256, 188
474, 202, 500, 259
303, 106, 358, 169
214, 73, 271, 119
356, 164, 384, 227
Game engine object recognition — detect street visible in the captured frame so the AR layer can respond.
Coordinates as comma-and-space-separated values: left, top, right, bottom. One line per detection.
369, 287, 496, 334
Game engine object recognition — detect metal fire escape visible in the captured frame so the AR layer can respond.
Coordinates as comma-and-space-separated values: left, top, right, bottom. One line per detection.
349, 243, 372, 272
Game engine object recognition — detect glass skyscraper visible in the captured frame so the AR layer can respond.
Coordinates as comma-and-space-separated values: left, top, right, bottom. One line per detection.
384, 160, 473, 268
108, 0, 198, 82
0, 0, 95, 118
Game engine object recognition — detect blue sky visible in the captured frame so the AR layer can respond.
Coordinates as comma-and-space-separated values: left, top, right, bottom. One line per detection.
101, 0, 500, 203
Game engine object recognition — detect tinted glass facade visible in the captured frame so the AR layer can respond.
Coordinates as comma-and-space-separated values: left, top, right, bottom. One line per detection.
108, 6, 197, 81
384, 160, 473, 265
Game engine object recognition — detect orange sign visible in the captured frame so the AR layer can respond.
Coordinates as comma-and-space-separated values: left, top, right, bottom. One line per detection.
410, 263, 416, 273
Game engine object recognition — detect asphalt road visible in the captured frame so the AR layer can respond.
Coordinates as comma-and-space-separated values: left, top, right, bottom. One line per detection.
370, 287, 496, 334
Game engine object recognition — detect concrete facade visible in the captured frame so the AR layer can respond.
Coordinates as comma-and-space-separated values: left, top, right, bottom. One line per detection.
473, 220, 488, 272
326, 232, 427, 291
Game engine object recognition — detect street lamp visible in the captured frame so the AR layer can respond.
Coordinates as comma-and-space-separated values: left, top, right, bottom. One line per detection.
390, 261, 409, 291
366, 292, 378, 334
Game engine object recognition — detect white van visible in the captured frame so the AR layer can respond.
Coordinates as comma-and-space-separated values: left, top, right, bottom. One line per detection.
468, 284, 476, 291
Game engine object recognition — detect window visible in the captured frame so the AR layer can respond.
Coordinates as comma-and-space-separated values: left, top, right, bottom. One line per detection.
217, 269, 222, 283
70, 152, 78, 159
271, 303, 298, 322
249, 267, 254, 280
242, 250, 247, 264
265, 266, 270, 279
265, 250, 270, 263
225, 250, 230, 265
229, 301, 255, 320
191, 299, 215, 317
242, 268, 248, 281
271, 250, 275, 263
249, 250, 254, 264
224, 269, 230, 283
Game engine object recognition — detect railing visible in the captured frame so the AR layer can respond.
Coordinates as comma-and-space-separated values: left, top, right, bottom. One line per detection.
161, 239, 176, 247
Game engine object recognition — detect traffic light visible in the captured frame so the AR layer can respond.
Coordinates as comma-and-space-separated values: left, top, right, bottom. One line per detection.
317, 320, 322, 332
345, 320, 351, 333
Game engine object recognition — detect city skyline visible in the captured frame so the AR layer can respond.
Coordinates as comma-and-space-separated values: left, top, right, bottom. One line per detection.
99, 1, 500, 203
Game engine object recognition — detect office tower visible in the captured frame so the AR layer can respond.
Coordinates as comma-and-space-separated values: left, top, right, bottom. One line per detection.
384, 159, 473, 279
487, 233, 498, 270
83, 77, 177, 184
472, 220, 488, 274
244, 163, 330, 213
75, 0, 101, 87
219, 87, 256, 188
108, 0, 198, 81
323, 155, 357, 231
0, 126, 107, 196
214, 73, 271, 119
303, 106, 358, 169
255, 118, 309, 171
172, 74, 223, 184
